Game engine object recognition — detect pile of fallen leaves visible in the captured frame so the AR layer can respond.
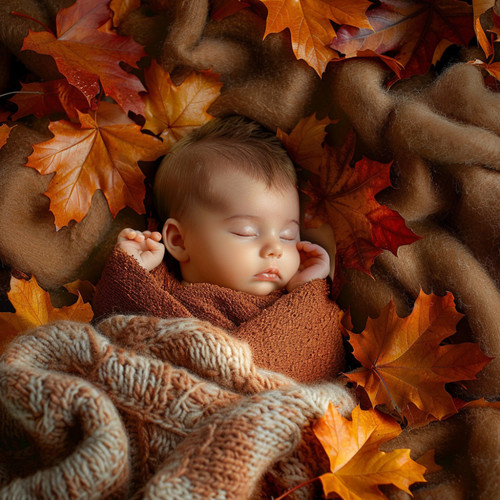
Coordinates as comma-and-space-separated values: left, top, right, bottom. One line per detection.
1, 0, 499, 498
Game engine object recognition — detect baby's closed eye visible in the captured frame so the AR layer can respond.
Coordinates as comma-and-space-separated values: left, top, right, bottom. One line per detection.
279, 226, 299, 241
230, 225, 258, 237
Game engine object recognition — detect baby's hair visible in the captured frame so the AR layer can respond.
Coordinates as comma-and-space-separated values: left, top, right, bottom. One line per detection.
153, 115, 297, 221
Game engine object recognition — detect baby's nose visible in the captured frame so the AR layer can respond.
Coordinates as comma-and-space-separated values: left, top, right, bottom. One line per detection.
261, 239, 283, 258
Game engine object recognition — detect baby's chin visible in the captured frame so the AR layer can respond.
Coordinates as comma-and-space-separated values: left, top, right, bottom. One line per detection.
239, 280, 284, 296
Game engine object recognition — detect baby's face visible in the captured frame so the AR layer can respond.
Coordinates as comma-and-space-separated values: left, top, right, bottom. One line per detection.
179, 168, 301, 295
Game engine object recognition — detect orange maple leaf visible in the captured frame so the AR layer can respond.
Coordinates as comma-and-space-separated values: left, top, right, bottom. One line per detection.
277, 113, 331, 173
469, 17, 500, 81
10, 79, 89, 120
21, 0, 146, 115
0, 123, 12, 150
142, 61, 222, 153
344, 290, 491, 423
0, 276, 93, 354
260, 0, 372, 76
313, 404, 427, 499
303, 130, 419, 273
25, 101, 165, 229
331, 0, 474, 79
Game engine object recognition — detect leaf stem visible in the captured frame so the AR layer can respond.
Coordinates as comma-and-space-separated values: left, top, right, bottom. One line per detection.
11, 11, 54, 36
0, 91, 44, 99
274, 476, 321, 500
373, 366, 402, 415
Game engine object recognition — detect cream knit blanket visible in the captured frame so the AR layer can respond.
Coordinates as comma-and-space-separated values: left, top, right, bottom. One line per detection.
0, 315, 356, 499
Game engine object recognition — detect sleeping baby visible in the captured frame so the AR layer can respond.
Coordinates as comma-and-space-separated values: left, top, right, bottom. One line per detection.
93, 115, 345, 382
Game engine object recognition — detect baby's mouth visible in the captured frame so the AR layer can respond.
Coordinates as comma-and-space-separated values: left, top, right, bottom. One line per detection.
254, 268, 281, 281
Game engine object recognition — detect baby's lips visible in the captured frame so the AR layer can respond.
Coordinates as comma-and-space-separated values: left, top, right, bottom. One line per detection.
254, 268, 281, 281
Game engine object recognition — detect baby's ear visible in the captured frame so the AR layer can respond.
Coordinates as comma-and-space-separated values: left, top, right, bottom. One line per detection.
162, 218, 189, 262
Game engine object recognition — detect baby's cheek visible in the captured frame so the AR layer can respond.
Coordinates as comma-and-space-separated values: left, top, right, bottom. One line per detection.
288, 247, 301, 273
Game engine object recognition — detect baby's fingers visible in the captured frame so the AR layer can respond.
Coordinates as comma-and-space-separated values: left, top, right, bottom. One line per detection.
143, 231, 162, 242
145, 236, 164, 251
297, 241, 328, 257
117, 228, 146, 245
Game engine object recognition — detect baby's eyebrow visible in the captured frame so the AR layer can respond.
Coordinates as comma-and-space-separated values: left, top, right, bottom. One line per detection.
224, 215, 300, 226
223, 215, 260, 222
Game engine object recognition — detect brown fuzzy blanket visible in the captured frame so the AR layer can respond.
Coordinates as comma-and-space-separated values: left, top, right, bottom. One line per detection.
0, 1, 499, 498
93, 249, 346, 383
0, 314, 356, 499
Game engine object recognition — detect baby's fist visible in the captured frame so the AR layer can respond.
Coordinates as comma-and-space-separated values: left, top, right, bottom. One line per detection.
116, 228, 165, 271
287, 241, 330, 292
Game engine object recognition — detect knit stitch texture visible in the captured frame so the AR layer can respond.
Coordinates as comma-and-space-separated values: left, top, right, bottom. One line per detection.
0, 314, 356, 499
92, 249, 346, 384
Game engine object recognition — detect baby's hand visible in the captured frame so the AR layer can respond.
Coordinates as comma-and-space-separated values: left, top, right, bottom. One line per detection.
286, 241, 330, 292
116, 228, 165, 272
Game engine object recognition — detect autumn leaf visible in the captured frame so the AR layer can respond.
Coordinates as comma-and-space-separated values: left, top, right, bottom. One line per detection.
303, 130, 419, 273
355, 49, 405, 78
0, 123, 12, 150
469, 17, 500, 80
10, 79, 90, 120
313, 404, 426, 499
142, 61, 222, 153
26, 101, 165, 229
368, 205, 422, 256
491, 9, 500, 38
473, 0, 495, 25
0, 276, 93, 354
109, 0, 140, 27
210, 0, 251, 21
344, 290, 491, 423
331, 0, 474, 79
0, 110, 11, 122
260, 0, 372, 76
277, 113, 331, 173
21, 0, 146, 115
64, 279, 96, 304
460, 397, 500, 411
476, 16, 494, 58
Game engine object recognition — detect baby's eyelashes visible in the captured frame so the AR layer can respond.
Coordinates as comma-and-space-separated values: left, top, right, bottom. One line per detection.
229, 227, 299, 242
279, 230, 298, 241
230, 225, 258, 237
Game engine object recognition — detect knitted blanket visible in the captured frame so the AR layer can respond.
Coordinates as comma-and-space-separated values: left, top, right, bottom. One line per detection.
92, 249, 346, 384
0, 314, 356, 499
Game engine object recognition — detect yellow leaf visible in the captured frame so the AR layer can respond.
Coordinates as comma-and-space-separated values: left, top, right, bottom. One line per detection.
277, 113, 331, 173
0, 276, 94, 354
314, 404, 426, 500
143, 61, 222, 152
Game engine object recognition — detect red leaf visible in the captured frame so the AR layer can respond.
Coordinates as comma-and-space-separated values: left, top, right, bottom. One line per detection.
10, 80, 90, 120
210, 0, 251, 21
331, 0, 474, 79
21, 0, 146, 115
303, 130, 418, 274
368, 205, 421, 255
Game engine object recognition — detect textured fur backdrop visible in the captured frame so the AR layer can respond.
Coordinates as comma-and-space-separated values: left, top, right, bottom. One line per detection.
0, 0, 499, 498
